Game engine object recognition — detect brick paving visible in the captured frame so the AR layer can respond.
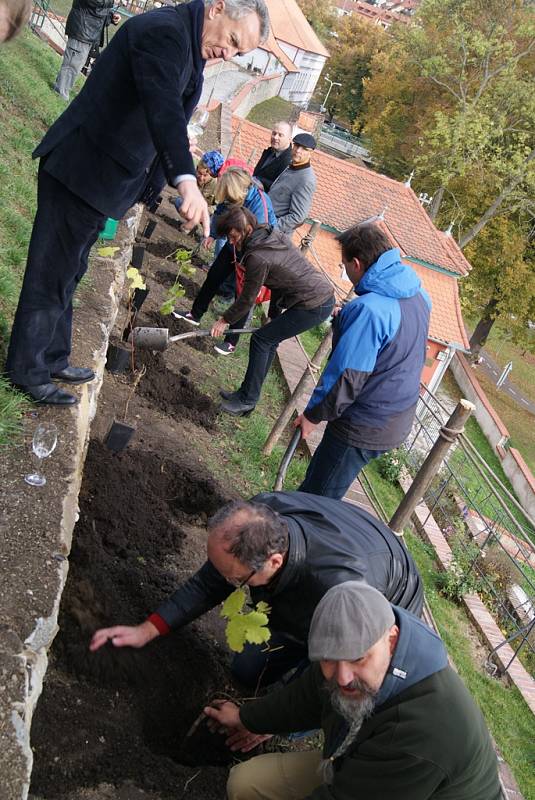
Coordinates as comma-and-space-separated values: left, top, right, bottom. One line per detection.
275, 336, 531, 799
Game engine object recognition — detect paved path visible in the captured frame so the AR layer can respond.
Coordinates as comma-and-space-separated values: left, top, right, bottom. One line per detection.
475, 350, 535, 416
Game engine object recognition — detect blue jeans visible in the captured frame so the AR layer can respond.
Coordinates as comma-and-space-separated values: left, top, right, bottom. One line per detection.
299, 425, 385, 500
231, 631, 309, 689
238, 299, 334, 405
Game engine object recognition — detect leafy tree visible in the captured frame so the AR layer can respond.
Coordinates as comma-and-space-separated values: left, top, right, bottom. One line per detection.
296, 0, 338, 43
362, 0, 535, 352
314, 15, 388, 129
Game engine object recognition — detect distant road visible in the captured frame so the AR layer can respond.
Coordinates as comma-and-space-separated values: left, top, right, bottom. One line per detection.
474, 350, 535, 416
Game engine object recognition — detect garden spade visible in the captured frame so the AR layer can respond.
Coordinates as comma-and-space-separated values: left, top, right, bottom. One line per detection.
129, 326, 256, 352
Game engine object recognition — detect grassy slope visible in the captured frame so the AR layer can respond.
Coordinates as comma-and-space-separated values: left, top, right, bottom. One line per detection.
0, 29, 67, 441
246, 96, 296, 129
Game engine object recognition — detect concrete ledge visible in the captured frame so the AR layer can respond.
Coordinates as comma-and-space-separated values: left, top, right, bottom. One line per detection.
0, 205, 142, 800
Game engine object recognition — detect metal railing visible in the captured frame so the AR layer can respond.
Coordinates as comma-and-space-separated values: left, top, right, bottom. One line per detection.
402, 385, 535, 675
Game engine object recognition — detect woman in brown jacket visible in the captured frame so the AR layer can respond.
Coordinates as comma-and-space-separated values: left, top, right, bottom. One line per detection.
211, 206, 335, 416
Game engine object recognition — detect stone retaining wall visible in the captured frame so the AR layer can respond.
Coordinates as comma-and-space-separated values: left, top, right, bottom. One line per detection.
0, 207, 141, 800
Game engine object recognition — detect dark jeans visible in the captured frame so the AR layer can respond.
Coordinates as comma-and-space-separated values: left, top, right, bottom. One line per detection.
6, 164, 106, 385
231, 630, 309, 689
299, 425, 385, 499
190, 243, 248, 347
237, 298, 335, 406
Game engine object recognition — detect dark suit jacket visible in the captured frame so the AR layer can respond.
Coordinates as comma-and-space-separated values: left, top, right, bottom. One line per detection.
34, 1, 205, 218
253, 145, 292, 191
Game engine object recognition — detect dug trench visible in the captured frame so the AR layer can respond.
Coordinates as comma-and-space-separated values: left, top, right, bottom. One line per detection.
28, 208, 267, 800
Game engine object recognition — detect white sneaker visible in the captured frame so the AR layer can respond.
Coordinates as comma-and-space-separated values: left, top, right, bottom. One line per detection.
214, 342, 236, 356
172, 310, 199, 326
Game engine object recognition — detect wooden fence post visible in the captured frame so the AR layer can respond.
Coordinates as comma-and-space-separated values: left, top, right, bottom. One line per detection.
388, 399, 475, 535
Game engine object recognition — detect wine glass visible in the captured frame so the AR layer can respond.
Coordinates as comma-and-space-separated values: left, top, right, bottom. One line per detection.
24, 423, 58, 487
187, 107, 209, 139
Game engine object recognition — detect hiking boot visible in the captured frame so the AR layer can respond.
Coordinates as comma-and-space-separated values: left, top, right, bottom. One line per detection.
214, 342, 236, 356
172, 310, 200, 326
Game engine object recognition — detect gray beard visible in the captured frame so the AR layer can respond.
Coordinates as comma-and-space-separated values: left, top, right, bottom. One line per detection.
319, 677, 377, 784
327, 675, 377, 725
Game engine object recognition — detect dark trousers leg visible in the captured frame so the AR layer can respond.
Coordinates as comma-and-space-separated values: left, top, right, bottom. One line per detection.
231, 631, 309, 689
224, 307, 254, 348
298, 425, 385, 500
238, 299, 334, 406
191, 244, 234, 320
6, 165, 106, 386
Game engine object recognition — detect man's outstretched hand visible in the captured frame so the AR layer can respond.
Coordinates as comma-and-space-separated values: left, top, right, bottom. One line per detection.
176, 180, 210, 238
204, 700, 272, 752
89, 620, 159, 652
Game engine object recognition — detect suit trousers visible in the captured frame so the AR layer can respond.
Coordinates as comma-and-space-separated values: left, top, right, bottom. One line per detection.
6, 164, 106, 386
227, 751, 323, 800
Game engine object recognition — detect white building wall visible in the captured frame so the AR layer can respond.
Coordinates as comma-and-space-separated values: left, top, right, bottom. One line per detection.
278, 46, 326, 106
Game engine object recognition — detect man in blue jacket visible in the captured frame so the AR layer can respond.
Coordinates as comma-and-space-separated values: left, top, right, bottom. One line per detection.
5, 0, 268, 405
296, 222, 431, 499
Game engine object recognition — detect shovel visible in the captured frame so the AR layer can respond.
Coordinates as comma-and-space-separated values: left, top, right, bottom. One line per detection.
274, 428, 302, 491
129, 325, 256, 352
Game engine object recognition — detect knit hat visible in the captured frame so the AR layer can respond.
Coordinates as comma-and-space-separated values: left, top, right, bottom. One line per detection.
200, 150, 224, 177
292, 132, 317, 150
308, 582, 395, 662
219, 157, 253, 176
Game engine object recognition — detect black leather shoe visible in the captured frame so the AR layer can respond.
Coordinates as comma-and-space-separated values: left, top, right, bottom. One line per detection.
219, 388, 240, 401
51, 366, 95, 384
18, 383, 78, 405
220, 396, 255, 417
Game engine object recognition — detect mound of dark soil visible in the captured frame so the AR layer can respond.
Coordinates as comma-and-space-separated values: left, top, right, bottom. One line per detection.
153, 270, 199, 301
146, 241, 190, 260
136, 350, 218, 426
30, 439, 236, 799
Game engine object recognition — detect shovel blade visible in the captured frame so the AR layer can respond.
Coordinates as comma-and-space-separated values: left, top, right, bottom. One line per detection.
130, 326, 169, 351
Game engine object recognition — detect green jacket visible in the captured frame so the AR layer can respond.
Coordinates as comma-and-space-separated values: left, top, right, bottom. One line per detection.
240, 662, 502, 800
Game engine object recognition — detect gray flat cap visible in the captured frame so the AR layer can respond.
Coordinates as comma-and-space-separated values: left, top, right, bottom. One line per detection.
308, 581, 395, 661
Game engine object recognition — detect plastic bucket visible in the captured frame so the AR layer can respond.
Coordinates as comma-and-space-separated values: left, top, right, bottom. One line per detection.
101, 218, 119, 240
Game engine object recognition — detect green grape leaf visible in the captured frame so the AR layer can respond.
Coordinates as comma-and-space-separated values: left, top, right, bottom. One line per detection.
126, 267, 146, 291
221, 588, 246, 619
255, 601, 271, 615
97, 246, 120, 257
181, 264, 196, 277
175, 249, 192, 262
225, 610, 271, 653
159, 300, 174, 315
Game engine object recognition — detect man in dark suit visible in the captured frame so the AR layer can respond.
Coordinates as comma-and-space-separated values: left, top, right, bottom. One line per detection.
6, 0, 268, 404
252, 120, 292, 191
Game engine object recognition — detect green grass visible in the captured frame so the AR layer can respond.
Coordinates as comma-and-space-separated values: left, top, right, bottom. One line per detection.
0, 30, 65, 438
246, 96, 297, 130
440, 372, 535, 543
0, 376, 29, 445
405, 530, 535, 800
196, 304, 309, 496
464, 313, 535, 404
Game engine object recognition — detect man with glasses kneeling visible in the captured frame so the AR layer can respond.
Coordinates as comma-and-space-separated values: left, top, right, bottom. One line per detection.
90, 491, 423, 691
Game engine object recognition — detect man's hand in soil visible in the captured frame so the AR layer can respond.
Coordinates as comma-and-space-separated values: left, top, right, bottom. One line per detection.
294, 413, 318, 440
201, 236, 215, 250
211, 317, 229, 338
176, 180, 210, 238
89, 620, 159, 652
204, 701, 270, 753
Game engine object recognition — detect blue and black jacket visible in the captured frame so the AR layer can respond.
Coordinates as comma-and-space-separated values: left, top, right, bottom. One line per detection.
304, 248, 431, 449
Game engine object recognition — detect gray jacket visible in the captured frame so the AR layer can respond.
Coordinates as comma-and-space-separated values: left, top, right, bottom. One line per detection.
268, 163, 316, 233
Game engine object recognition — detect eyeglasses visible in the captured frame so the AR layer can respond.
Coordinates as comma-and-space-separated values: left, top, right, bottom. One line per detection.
226, 569, 256, 589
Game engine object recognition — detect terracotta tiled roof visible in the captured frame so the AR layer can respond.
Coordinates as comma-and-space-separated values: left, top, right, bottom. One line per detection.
265, 0, 330, 57
335, 0, 409, 25
231, 118, 471, 276
289, 228, 470, 348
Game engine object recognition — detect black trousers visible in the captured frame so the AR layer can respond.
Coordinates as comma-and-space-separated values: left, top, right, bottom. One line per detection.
6, 164, 106, 386
190, 243, 249, 347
